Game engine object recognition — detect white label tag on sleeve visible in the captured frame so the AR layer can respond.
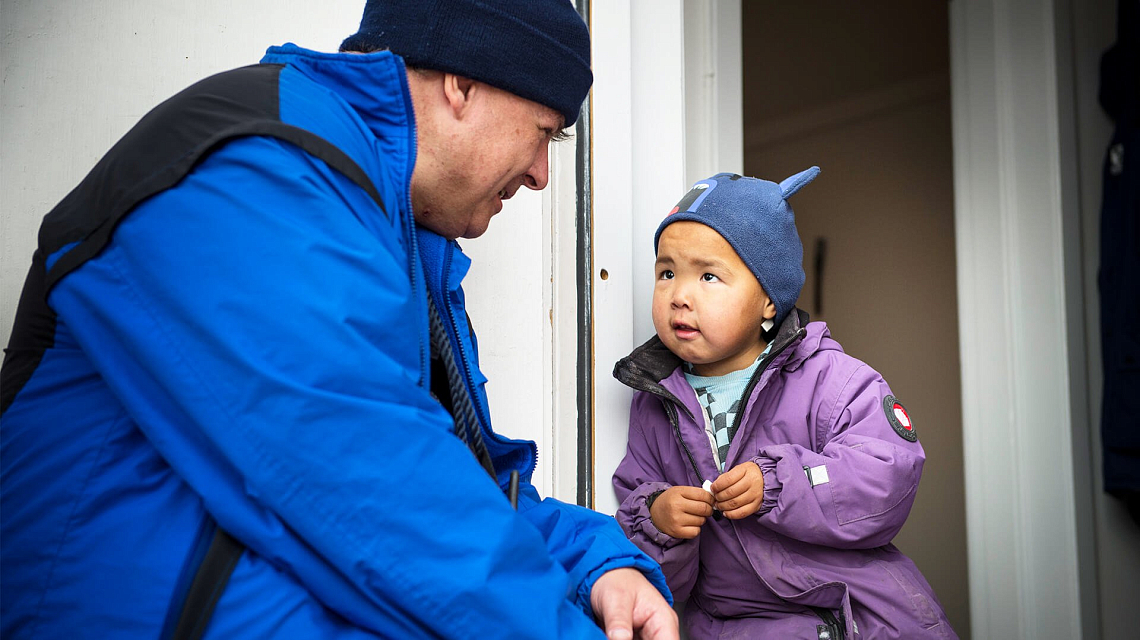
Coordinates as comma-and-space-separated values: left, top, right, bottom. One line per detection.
804, 464, 830, 487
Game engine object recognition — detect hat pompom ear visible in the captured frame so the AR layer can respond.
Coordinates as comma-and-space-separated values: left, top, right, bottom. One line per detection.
779, 166, 821, 199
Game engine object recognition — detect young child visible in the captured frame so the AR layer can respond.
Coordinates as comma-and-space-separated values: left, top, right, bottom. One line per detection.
612, 169, 955, 639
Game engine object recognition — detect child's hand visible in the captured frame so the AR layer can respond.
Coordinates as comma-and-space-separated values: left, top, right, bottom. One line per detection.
649, 486, 715, 539
710, 461, 765, 519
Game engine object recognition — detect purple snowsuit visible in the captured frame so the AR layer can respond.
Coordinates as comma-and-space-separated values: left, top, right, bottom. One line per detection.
613, 310, 955, 639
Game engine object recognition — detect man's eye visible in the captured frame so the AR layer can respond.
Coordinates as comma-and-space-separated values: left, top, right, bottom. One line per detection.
701, 273, 719, 282
660, 270, 674, 280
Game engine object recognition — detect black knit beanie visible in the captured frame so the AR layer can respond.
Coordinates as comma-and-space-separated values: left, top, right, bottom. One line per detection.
341, 0, 593, 127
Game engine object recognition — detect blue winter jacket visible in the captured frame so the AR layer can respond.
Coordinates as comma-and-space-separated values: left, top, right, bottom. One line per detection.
1, 44, 666, 638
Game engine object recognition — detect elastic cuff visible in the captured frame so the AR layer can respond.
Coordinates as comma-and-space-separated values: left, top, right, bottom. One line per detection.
578, 553, 674, 617
632, 485, 685, 548
754, 456, 782, 517
644, 489, 665, 511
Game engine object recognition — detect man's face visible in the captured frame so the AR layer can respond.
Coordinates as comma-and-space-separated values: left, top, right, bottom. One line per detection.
414, 81, 564, 239
652, 221, 775, 377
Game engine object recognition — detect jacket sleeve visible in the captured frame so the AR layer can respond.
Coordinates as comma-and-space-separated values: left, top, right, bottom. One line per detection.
45, 138, 607, 639
452, 259, 671, 613
515, 484, 673, 613
753, 362, 925, 549
612, 399, 701, 602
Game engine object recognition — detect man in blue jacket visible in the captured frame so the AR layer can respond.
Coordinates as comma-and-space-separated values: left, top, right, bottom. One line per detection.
0, 1, 675, 638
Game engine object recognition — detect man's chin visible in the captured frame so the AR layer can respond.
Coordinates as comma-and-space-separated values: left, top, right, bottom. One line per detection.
459, 226, 490, 240
412, 211, 468, 240
459, 213, 496, 239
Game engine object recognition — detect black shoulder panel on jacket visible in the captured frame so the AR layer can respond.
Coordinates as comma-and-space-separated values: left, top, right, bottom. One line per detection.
2, 255, 54, 414
39, 64, 283, 276
40, 62, 387, 292
2, 62, 387, 415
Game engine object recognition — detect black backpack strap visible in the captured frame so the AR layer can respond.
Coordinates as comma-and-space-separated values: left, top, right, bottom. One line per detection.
426, 294, 497, 479
167, 523, 245, 640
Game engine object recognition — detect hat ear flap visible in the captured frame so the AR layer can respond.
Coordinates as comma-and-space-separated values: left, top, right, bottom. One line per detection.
779, 166, 821, 199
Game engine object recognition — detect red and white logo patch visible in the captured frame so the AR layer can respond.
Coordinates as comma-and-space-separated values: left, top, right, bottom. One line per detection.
893, 404, 911, 429
884, 395, 917, 442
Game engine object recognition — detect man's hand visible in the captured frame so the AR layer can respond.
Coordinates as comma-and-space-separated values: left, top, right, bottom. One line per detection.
590, 567, 679, 640
709, 461, 764, 519
649, 486, 715, 539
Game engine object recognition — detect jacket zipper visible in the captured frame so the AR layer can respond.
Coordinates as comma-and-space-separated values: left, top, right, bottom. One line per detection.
664, 402, 705, 485
664, 400, 725, 520
812, 606, 847, 639
724, 326, 808, 462
439, 248, 483, 427
394, 55, 427, 386
655, 326, 808, 484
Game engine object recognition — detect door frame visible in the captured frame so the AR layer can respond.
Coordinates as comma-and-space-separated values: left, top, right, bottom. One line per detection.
949, 0, 1097, 637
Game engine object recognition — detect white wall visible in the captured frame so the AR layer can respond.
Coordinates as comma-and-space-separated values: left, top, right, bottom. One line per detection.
1, 0, 360, 348
0, 0, 558, 496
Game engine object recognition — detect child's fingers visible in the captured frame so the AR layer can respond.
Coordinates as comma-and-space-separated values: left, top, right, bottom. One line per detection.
674, 485, 715, 504
716, 475, 764, 512
715, 488, 760, 514
677, 511, 709, 528
673, 524, 704, 539
708, 465, 747, 493
712, 478, 750, 503
667, 513, 708, 538
718, 484, 764, 518
720, 499, 761, 520
680, 498, 714, 517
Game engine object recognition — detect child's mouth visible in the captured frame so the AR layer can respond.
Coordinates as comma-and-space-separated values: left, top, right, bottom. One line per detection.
673, 322, 700, 338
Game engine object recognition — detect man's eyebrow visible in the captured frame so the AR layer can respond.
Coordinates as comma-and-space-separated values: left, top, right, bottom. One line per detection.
654, 256, 675, 265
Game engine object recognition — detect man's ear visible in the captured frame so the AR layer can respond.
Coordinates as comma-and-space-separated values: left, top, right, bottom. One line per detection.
442, 73, 478, 120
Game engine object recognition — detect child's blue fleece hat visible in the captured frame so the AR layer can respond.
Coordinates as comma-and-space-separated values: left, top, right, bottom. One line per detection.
654, 167, 820, 326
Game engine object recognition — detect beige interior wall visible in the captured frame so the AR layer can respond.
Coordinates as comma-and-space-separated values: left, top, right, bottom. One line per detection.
741, 2, 969, 636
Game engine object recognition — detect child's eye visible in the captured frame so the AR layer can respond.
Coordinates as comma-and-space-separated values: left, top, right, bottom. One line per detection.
701, 273, 719, 283
659, 270, 675, 280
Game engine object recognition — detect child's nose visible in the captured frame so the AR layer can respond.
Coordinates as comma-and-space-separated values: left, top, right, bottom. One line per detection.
671, 283, 692, 308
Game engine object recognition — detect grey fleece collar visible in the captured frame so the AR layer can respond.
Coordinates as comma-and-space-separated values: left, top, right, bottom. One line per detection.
612, 307, 811, 392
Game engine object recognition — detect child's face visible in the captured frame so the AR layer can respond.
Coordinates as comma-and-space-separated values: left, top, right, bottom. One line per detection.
653, 221, 776, 377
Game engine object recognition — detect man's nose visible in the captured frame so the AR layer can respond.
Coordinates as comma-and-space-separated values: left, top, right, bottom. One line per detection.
523, 143, 551, 191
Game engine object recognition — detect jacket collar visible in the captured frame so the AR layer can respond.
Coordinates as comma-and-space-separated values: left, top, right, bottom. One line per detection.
783, 311, 833, 372
416, 229, 471, 298
613, 307, 815, 393
260, 43, 416, 146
